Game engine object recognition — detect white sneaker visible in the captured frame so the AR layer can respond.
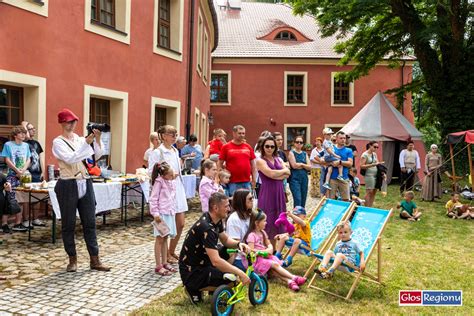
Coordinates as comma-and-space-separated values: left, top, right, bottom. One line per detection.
32, 219, 46, 227
22, 221, 33, 230
223, 273, 237, 282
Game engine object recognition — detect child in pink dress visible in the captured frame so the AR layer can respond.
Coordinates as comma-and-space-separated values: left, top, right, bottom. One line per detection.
149, 162, 178, 276
244, 209, 306, 292
199, 159, 222, 212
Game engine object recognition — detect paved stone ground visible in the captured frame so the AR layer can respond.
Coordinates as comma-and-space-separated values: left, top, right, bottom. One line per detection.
0, 198, 202, 315
0, 192, 321, 315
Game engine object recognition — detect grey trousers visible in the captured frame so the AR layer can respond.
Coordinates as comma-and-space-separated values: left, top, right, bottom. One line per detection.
54, 179, 99, 257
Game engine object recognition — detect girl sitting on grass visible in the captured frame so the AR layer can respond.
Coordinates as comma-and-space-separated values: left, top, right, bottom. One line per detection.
244, 209, 306, 292
445, 193, 474, 219
397, 191, 422, 221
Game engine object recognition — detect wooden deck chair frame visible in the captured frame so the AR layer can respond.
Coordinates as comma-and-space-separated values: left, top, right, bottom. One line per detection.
307, 207, 393, 301
280, 197, 356, 278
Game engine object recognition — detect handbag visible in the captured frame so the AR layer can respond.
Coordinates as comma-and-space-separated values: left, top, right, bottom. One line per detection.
360, 153, 375, 176
252, 189, 258, 210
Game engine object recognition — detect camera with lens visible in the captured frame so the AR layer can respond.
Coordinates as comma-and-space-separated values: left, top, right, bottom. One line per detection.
87, 122, 111, 135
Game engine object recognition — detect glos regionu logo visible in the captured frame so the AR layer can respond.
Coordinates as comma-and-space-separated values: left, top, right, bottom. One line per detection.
399, 290, 462, 306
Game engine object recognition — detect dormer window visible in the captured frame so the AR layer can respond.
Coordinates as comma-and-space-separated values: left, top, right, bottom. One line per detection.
275, 31, 296, 41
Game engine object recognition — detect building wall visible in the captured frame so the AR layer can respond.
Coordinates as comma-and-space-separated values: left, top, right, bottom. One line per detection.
0, 0, 214, 172
210, 61, 414, 147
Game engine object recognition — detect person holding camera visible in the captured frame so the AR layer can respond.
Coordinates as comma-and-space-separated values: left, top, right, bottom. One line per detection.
52, 108, 110, 272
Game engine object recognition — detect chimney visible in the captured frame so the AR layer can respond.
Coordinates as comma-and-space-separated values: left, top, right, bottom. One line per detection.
228, 0, 242, 10
216, 0, 227, 8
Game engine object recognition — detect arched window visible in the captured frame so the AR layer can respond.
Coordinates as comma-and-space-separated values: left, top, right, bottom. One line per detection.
274, 31, 297, 41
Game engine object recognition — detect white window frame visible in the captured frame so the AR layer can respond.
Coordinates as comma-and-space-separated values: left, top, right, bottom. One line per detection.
194, 107, 200, 137
2, 0, 49, 17
84, 85, 129, 172
0, 69, 47, 172
150, 96, 181, 136
284, 71, 308, 106
196, 10, 204, 76
200, 113, 207, 148
283, 124, 311, 151
84, 0, 131, 45
331, 72, 354, 107
153, 0, 185, 62
202, 29, 209, 84
210, 70, 231, 106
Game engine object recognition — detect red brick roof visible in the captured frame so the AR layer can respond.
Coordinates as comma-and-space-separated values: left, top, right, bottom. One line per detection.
212, 1, 415, 60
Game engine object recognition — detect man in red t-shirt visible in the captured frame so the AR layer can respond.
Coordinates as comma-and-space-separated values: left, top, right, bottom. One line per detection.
218, 125, 257, 196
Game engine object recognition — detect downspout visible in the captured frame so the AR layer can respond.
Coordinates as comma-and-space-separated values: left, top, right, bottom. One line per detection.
400, 60, 406, 115
185, 0, 196, 139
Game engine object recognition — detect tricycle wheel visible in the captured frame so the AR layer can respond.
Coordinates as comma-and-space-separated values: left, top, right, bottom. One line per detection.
211, 284, 235, 316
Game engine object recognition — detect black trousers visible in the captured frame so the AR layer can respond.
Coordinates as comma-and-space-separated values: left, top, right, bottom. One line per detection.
179, 246, 230, 293
400, 170, 416, 194
54, 179, 99, 257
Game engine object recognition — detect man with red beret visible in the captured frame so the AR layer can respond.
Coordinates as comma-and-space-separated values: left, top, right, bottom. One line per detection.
52, 108, 110, 272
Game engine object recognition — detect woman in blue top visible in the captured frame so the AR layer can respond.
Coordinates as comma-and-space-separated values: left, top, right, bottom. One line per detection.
288, 136, 312, 208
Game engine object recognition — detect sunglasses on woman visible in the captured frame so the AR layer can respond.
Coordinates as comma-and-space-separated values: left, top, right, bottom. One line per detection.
294, 141, 304, 144
264, 145, 275, 149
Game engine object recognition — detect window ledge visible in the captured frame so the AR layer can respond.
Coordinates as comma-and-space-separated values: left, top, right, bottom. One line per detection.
284, 102, 307, 107
331, 103, 353, 107
156, 46, 182, 56
154, 46, 183, 62
91, 20, 128, 36
211, 101, 230, 106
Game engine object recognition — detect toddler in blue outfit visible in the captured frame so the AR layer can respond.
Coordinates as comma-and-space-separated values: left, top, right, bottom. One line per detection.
316, 220, 365, 279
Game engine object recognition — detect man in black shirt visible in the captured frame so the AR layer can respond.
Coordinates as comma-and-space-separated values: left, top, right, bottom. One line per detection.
179, 192, 250, 304
23, 122, 46, 227
345, 135, 358, 166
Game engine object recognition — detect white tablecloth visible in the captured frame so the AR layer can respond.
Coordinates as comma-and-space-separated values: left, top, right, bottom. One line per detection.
182, 174, 197, 198
16, 182, 122, 219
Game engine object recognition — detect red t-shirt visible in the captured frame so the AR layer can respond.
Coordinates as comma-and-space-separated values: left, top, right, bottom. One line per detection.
220, 141, 256, 183
208, 139, 224, 156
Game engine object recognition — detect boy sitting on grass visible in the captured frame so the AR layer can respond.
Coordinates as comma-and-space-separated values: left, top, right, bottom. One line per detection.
315, 220, 365, 279
397, 191, 422, 221
274, 206, 311, 267
445, 193, 474, 219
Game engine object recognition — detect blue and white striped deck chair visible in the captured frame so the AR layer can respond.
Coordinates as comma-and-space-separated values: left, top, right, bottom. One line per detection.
302, 197, 355, 278
308, 206, 393, 300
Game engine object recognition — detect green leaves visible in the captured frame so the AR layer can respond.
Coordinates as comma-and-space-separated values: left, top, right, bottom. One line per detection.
286, 0, 473, 139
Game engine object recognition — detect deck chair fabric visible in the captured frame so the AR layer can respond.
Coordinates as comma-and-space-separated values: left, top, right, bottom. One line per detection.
296, 198, 355, 278
308, 206, 392, 300
309, 199, 354, 252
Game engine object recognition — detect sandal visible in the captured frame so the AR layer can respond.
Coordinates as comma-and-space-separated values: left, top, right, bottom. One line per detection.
163, 264, 177, 273
293, 276, 306, 286
288, 280, 299, 292
167, 253, 179, 264
155, 265, 172, 276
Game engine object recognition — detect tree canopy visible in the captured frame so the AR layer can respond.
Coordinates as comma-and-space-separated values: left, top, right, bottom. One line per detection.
287, 0, 473, 138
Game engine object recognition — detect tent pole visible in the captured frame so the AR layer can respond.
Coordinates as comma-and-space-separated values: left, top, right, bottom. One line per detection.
468, 144, 473, 192
450, 144, 456, 191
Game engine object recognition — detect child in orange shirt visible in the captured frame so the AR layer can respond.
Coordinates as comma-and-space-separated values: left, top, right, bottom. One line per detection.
274, 206, 311, 267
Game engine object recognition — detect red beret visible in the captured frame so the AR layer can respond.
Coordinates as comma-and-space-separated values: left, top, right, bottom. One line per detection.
57, 108, 79, 123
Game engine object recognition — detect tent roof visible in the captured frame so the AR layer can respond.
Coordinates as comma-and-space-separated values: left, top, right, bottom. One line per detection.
447, 130, 474, 144
341, 91, 423, 141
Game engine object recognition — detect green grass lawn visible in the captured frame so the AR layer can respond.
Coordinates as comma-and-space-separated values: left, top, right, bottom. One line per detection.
135, 185, 473, 315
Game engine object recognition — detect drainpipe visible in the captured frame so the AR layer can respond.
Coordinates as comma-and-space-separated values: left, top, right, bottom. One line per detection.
185, 0, 195, 139
400, 60, 406, 115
